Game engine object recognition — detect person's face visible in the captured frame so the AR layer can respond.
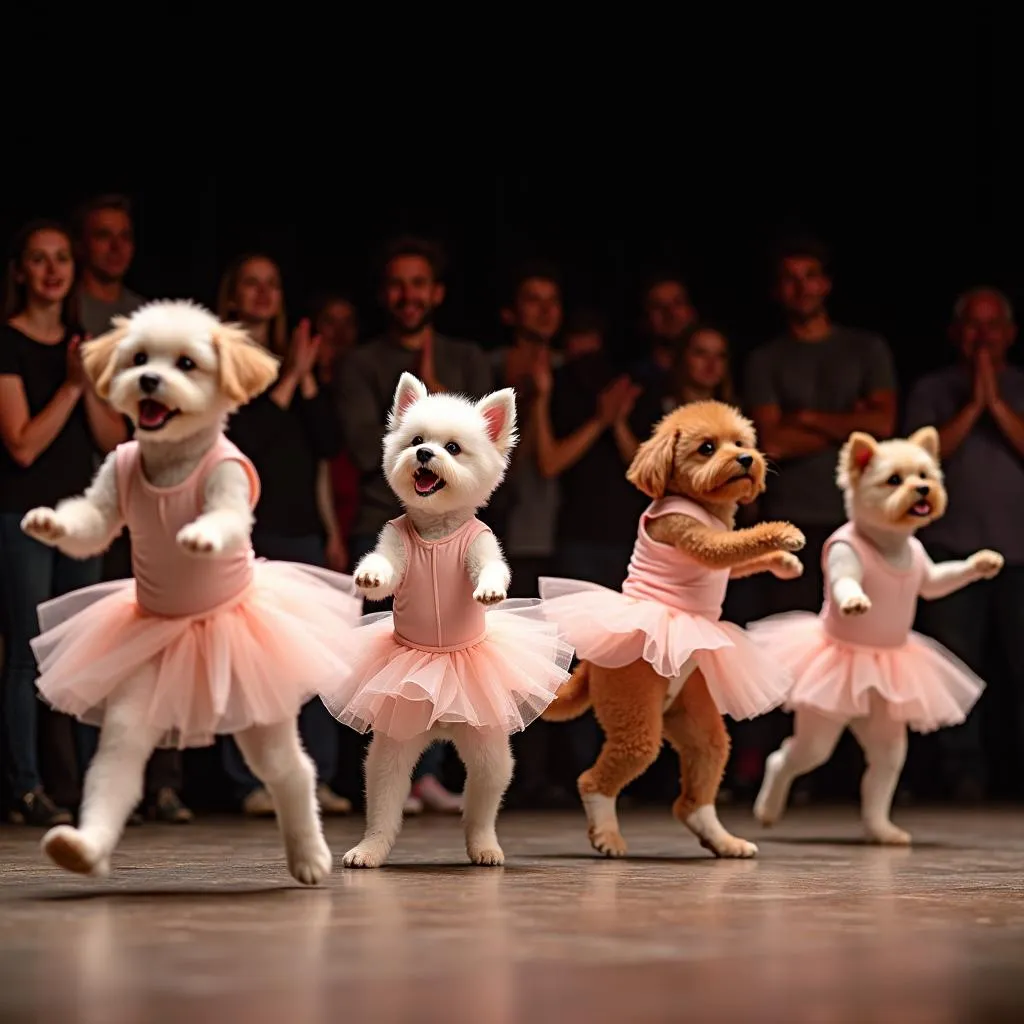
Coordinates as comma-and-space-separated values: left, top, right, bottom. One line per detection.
232, 257, 283, 324
682, 328, 729, 391
953, 292, 1017, 361
565, 330, 603, 360
382, 255, 444, 335
504, 277, 562, 344
17, 229, 74, 305
317, 299, 358, 362
775, 256, 831, 320
644, 281, 694, 342
82, 208, 134, 283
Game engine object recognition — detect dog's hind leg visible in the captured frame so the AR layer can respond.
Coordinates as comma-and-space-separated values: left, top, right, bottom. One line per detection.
449, 724, 513, 866
343, 731, 430, 868
578, 661, 666, 857
849, 696, 910, 846
663, 669, 756, 859
42, 668, 161, 877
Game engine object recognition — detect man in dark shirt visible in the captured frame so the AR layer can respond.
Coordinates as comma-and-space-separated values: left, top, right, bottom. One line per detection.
905, 287, 1024, 800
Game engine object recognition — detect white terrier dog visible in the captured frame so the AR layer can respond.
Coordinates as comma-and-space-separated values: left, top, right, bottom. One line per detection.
22, 300, 341, 884
751, 427, 1002, 844
325, 372, 571, 868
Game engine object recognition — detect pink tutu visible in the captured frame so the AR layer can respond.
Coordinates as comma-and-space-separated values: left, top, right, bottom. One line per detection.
538, 579, 791, 720
321, 599, 575, 741
31, 562, 363, 749
746, 612, 984, 732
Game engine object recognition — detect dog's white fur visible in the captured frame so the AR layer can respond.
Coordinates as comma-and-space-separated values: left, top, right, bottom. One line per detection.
21, 300, 332, 885
755, 427, 1003, 844
344, 373, 518, 868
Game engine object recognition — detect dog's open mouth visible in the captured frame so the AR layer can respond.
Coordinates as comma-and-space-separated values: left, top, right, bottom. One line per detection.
413, 467, 446, 496
137, 399, 180, 431
908, 500, 932, 517
725, 471, 752, 484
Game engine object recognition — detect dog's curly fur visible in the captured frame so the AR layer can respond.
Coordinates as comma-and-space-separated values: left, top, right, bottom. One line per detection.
543, 401, 804, 859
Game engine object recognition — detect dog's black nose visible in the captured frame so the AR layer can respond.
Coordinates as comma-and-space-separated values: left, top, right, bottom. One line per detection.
736, 453, 754, 469
139, 373, 160, 395
416, 447, 433, 465
916, 484, 930, 496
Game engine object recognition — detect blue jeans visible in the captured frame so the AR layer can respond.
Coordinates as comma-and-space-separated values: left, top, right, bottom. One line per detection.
349, 531, 446, 782
914, 546, 1024, 789
221, 532, 340, 801
0, 513, 102, 798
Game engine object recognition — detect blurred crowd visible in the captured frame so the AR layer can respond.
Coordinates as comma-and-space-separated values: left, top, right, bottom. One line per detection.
1, 194, 1022, 829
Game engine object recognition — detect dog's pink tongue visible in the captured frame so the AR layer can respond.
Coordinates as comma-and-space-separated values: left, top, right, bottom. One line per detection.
913, 500, 931, 514
139, 400, 168, 428
415, 471, 438, 493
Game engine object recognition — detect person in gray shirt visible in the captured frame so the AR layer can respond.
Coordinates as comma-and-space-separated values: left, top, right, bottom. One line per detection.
745, 237, 897, 616
337, 236, 491, 814
904, 286, 1024, 800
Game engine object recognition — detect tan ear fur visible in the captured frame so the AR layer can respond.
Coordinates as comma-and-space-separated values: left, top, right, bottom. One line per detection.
626, 427, 680, 499
908, 425, 940, 461
836, 431, 878, 489
213, 324, 280, 405
81, 320, 130, 399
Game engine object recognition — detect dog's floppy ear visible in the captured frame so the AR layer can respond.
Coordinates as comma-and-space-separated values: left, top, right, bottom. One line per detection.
388, 373, 428, 428
837, 431, 878, 488
626, 425, 680, 499
476, 388, 518, 454
213, 324, 279, 405
908, 425, 940, 462
81, 318, 130, 399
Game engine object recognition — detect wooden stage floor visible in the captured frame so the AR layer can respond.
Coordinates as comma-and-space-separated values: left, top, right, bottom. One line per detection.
0, 807, 1022, 1022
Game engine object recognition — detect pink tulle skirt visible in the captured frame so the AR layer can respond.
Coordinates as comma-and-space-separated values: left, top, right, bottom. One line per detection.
746, 612, 985, 732
537, 578, 791, 720
30, 562, 363, 749
320, 599, 575, 741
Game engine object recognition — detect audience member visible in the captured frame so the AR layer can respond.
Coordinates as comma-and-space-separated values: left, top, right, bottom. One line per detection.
215, 253, 354, 818
0, 220, 126, 825
492, 263, 564, 598
71, 194, 144, 338
905, 287, 1024, 800
632, 272, 696, 396
337, 236, 491, 814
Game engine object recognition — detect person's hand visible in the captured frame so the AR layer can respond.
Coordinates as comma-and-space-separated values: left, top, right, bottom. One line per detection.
65, 335, 85, 390
596, 376, 632, 425
975, 346, 998, 408
615, 382, 642, 423
287, 319, 322, 379
793, 408, 820, 429
531, 346, 554, 399
419, 333, 443, 393
325, 533, 348, 573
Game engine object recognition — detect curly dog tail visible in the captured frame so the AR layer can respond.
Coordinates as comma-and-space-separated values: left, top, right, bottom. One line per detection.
542, 662, 592, 721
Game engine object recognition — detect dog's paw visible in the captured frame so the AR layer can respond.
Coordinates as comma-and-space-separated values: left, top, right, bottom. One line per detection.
699, 834, 758, 859
771, 552, 804, 580
354, 554, 393, 594
864, 821, 912, 846
839, 592, 872, 616
285, 831, 333, 885
342, 838, 390, 869
176, 520, 224, 556
969, 549, 1004, 579
467, 836, 505, 866
21, 508, 66, 545
763, 521, 805, 552
473, 584, 507, 605
588, 826, 629, 858
42, 826, 110, 877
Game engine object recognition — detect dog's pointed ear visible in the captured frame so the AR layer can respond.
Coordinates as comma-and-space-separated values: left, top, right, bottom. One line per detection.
908, 425, 940, 461
626, 425, 679, 499
81, 319, 130, 399
837, 431, 878, 487
389, 373, 428, 427
476, 388, 517, 453
213, 324, 279, 405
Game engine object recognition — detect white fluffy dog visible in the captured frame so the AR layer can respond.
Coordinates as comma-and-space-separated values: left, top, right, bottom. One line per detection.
22, 300, 335, 884
341, 373, 522, 868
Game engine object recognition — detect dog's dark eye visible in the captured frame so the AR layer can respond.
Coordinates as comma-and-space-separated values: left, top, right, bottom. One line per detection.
697, 440, 715, 456
410, 435, 424, 447
444, 441, 461, 456
132, 352, 148, 366
176, 356, 196, 372
887, 474, 902, 486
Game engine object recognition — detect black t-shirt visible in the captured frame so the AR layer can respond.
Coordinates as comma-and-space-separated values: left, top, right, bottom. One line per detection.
0, 324, 97, 513
227, 375, 343, 538
551, 352, 660, 546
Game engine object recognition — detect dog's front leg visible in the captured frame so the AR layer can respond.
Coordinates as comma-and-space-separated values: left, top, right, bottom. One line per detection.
353, 523, 407, 601
22, 451, 123, 559
919, 549, 1004, 600
729, 551, 804, 580
466, 530, 510, 605
826, 541, 872, 615
176, 460, 253, 556
647, 514, 805, 570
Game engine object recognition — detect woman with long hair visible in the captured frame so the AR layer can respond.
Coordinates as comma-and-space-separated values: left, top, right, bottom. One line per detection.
215, 253, 354, 817
0, 220, 126, 825
667, 322, 735, 409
